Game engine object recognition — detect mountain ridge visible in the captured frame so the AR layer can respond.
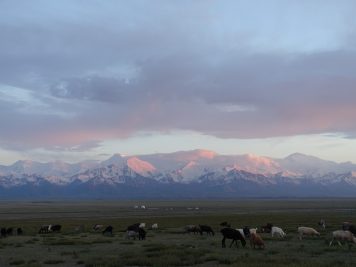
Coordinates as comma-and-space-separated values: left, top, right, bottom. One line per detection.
1, 150, 356, 199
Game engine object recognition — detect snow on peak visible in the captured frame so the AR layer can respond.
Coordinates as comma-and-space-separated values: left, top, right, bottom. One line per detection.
126, 157, 156, 176
230, 154, 281, 175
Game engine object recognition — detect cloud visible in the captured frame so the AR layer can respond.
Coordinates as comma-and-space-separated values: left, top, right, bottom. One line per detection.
1, 1, 356, 152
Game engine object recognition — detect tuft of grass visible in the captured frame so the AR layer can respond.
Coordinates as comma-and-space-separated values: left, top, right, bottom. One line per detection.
9, 259, 25, 265
43, 259, 65, 264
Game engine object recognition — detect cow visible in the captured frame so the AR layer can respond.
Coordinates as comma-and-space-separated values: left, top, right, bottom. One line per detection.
93, 224, 104, 231
260, 223, 273, 233
1, 227, 7, 238
6, 228, 13, 236
38, 225, 51, 234
184, 225, 200, 234
102, 226, 113, 236
49, 224, 61, 233
199, 225, 214, 236
17, 228, 23, 235
221, 227, 246, 248
127, 223, 141, 232
126, 225, 146, 240
138, 228, 146, 240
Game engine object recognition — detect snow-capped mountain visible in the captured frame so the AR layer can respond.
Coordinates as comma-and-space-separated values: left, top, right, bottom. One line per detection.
1, 149, 356, 199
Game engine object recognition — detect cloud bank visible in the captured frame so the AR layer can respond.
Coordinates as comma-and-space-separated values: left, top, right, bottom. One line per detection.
1, 0, 356, 152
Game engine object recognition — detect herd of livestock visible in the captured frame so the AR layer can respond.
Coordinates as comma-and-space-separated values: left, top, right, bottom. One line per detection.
1, 220, 356, 249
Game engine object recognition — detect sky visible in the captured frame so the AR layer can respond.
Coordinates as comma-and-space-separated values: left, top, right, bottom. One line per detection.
1, 0, 356, 164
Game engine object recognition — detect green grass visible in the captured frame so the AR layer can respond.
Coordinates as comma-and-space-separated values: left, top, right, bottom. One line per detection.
0, 199, 356, 266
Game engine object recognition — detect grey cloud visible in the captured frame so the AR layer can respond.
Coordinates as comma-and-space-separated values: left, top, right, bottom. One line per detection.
1, 1, 356, 152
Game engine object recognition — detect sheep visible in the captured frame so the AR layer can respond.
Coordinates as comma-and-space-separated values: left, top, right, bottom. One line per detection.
271, 226, 286, 238
139, 223, 146, 229
250, 232, 265, 249
151, 223, 158, 230
126, 230, 139, 240
329, 230, 356, 247
298, 226, 320, 240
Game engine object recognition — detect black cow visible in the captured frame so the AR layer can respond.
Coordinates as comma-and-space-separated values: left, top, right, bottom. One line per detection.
50, 225, 62, 233
221, 227, 246, 248
138, 228, 146, 240
39, 225, 50, 234
1, 227, 6, 238
243, 226, 251, 238
342, 222, 352, 231
260, 223, 273, 233
17, 228, 23, 235
102, 225, 113, 236
184, 225, 200, 234
6, 228, 13, 236
199, 225, 215, 236
127, 223, 140, 232
348, 225, 356, 235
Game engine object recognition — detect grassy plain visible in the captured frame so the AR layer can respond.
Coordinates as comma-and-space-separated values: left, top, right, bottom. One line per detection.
0, 199, 356, 267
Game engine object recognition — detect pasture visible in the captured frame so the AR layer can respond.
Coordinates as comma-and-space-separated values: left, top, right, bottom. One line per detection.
0, 199, 356, 267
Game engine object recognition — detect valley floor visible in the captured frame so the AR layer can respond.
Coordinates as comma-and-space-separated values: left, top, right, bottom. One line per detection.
0, 199, 356, 267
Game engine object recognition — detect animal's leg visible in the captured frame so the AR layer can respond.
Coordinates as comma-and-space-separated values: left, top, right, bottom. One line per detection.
222, 237, 226, 248
338, 241, 342, 247
229, 239, 235, 248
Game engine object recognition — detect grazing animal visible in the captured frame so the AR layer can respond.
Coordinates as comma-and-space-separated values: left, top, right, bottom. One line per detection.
236, 228, 257, 238
126, 227, 146, 240
126, 230, 139, 240
329, 230, 356, 247
221, 227, 246, 248
74, 225, 84, 233
151, 223, 158, 230
260, 223, 273, 233
93, 224, 104, 231
342, 222, 352, 231
346, 224, 356, 235
102, 226, 113, 236
220, 222, 231, 228
298, 227, 320, 240
184, 225, 200, 234
38, 225, 51, 234
139, 223, 146, 229
342, 222, 356, 235
138, 228, 146, 240
199, 225, 215, 236
271, 226, 286, 238
6, 228, 13, 236
318, 219, 326, 230
49, 224, 61, 232
17, 228, 23, 235
250, 232, 265, 249
1, 227, 7, 238
127, 223, 140, 231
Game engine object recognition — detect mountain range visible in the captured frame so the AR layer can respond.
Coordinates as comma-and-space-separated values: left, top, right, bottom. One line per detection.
1, 149, 356, 199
